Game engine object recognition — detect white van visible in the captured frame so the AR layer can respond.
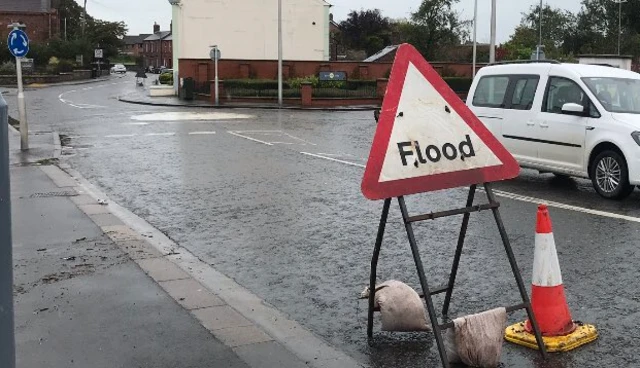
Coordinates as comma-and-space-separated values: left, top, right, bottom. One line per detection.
467, 61, 640, 199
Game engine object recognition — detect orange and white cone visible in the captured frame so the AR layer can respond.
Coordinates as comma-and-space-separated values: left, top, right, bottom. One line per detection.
524, 204, 575, 336
504, 204, 598, 352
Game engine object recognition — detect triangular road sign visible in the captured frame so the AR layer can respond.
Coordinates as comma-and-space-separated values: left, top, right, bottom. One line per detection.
362, 44, 520, 200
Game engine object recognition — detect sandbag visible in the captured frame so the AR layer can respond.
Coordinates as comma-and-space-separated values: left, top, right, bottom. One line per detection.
362, 280, 430, 332
444, 307, 507, 367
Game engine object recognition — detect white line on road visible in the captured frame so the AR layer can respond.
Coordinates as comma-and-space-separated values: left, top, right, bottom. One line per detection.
300, 152, 366, 168
487, 189, 640, 224
189, 131, 217, 135
145, 132, 176, 137
105, 134, 137, 138
228, 131, 274, 146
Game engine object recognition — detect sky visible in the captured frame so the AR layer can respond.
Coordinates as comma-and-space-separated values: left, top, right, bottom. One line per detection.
76, 0, 584, 43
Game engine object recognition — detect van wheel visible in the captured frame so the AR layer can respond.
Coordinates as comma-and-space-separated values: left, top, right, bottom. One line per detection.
590, 150, 634, 200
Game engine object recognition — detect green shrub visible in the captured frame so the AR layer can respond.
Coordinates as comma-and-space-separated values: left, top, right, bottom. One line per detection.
159, 72, 174, 85
224, 79, 290, 89
443, 77, 473, 93
0, 61, 15, 75
57, 59, 75, 73
289, 75, 319, 89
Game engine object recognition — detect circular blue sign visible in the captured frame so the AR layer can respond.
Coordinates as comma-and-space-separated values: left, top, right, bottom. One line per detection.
7, 29, 29, 58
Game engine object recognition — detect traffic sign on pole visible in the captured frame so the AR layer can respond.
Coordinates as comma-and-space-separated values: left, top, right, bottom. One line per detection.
7, 29, 29, 58
361, 44, 519, 200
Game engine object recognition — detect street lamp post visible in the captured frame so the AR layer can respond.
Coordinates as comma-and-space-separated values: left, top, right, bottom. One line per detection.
538, 0, 543, 60
489, 0, 496, 63
277, 0, 283, 107
472, 0, 478, 77
613, 0, 628, 55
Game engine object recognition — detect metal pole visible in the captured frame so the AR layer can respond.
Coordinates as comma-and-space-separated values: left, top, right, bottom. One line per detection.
472, 0, 478, 77
214, 46, 219, 106
277, 0, 283, 107
83, 0, 87, 35
15, 56, 28, 151
64, 18, 67, 41
618, 0, 622, 55
0, 94, 16, 368
538, 0, 543, 60
367, 198, 391, 339
489, 0, 496, 63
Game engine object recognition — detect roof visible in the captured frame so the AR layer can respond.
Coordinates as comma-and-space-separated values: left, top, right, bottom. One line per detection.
363, 45, 399, 62
144, 31, 172, 41
1, 0, 51, 12
124, 34, 151, 45
478, 62, 640, 80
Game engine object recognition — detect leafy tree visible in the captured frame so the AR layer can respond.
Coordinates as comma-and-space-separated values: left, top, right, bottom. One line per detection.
502, 5, 577, 60
339, 9, 391, 56
408, 0, 469, 60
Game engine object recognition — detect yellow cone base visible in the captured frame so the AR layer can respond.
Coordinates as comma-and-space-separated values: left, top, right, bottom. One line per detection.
504, 321, 598, 352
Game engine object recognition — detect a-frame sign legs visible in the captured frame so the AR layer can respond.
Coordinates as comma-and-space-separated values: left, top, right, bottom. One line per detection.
366, 183, 547, 368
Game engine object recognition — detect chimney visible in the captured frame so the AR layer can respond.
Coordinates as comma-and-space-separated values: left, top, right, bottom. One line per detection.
153, 22, 160, 34
330, 13, 334, 22
170, 21, 173, 32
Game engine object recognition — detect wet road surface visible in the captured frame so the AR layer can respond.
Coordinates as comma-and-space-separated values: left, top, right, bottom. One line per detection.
4, 73, 640, 367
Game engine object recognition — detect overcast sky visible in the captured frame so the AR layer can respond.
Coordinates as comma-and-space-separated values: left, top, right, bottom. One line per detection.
77, 0, 584, 43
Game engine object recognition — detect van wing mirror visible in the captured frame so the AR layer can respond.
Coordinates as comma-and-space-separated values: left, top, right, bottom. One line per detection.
561, 103, 585, 116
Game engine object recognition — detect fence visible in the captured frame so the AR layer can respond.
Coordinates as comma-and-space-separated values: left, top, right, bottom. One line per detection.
194, 81, 211, 95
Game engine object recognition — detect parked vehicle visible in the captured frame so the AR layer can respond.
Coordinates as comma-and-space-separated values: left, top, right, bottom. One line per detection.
111, 64, 127, 74
467, 60, 640, 199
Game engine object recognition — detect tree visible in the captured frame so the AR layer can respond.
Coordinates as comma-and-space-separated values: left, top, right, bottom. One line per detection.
502, 5, 577, 60
339, 9, 391, 56
408, 0, 469, 60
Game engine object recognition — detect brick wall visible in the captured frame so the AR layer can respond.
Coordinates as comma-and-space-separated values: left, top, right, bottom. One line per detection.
179, 59, 482, 84
0, 10, 59, 42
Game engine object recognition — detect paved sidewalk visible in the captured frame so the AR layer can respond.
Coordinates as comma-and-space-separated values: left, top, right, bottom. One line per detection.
118, 88, 379, 111
10, 139, 251, 368
8, 128, 363, 368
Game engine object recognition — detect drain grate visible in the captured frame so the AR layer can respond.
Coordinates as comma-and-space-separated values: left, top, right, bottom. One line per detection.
29, 191, 78, 198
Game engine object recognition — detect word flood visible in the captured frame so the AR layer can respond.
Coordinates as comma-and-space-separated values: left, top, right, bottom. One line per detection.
398, 135, 476, 167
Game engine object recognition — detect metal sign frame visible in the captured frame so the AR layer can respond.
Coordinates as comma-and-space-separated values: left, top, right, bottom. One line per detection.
366, 183, 548, 368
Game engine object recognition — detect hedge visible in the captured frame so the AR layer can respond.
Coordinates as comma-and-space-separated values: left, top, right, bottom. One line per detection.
443, 77, 473, 93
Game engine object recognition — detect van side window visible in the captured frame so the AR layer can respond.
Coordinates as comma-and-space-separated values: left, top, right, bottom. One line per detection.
472, 76, 510, 108
543, 77, 587, 114
510, 77, 540, 110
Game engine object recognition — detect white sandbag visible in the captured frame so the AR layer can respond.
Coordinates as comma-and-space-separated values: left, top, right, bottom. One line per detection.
444, 307, 507, 367
362, 280, 430, 332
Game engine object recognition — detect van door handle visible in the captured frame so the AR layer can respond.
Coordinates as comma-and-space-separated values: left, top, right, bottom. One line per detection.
540, 122, 549, 128
586, 126, 595, 131
526, 121, 535, 126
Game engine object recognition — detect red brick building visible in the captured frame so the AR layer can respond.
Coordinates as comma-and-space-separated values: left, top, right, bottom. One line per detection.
141, 23, 172, 69
123, 34, 151, 58
0, 0, 59, 43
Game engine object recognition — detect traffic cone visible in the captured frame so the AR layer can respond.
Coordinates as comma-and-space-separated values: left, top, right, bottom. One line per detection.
504, 205, 598, 352
524, 204, 575, 336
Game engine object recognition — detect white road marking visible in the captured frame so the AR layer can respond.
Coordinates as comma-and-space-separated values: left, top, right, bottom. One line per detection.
145, 132, 176, 137
284, 133, 317, 146
487, 189, 640, 224
228, 131, 273, 146
127, 122, 149, 126
300, 152, 366, 168
189, 131, 217, 135
105, 134, 136, 138
58, 89, 104, 109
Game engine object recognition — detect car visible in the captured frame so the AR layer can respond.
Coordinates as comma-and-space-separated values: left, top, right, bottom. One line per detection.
467, 60, 640, 200
112, 64, 127, 74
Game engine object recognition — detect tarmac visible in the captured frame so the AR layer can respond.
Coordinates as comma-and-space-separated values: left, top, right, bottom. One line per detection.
7, 125, 362, 367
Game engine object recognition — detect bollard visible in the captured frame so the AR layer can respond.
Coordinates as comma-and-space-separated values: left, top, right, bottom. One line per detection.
0, 94, 16, 368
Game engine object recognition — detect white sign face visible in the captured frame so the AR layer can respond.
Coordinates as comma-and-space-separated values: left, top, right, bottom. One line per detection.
378, 62, 503, 183
94, 49, 103, 58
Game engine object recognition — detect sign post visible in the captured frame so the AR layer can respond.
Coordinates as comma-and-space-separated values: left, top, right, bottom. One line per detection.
361, 44, 547, 368
7, 24, 29, 151
0, 91, 15, 368
94, 48, 103, 76
209, 46, 221, 106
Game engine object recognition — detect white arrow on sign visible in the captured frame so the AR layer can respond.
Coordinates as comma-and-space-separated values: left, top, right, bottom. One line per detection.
11, 33, 17, 43
20, 35, 27, 47
13, 48, 23, 56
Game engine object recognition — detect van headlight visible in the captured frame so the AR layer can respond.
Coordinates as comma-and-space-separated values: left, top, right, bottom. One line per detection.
633, 132, 640, 146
